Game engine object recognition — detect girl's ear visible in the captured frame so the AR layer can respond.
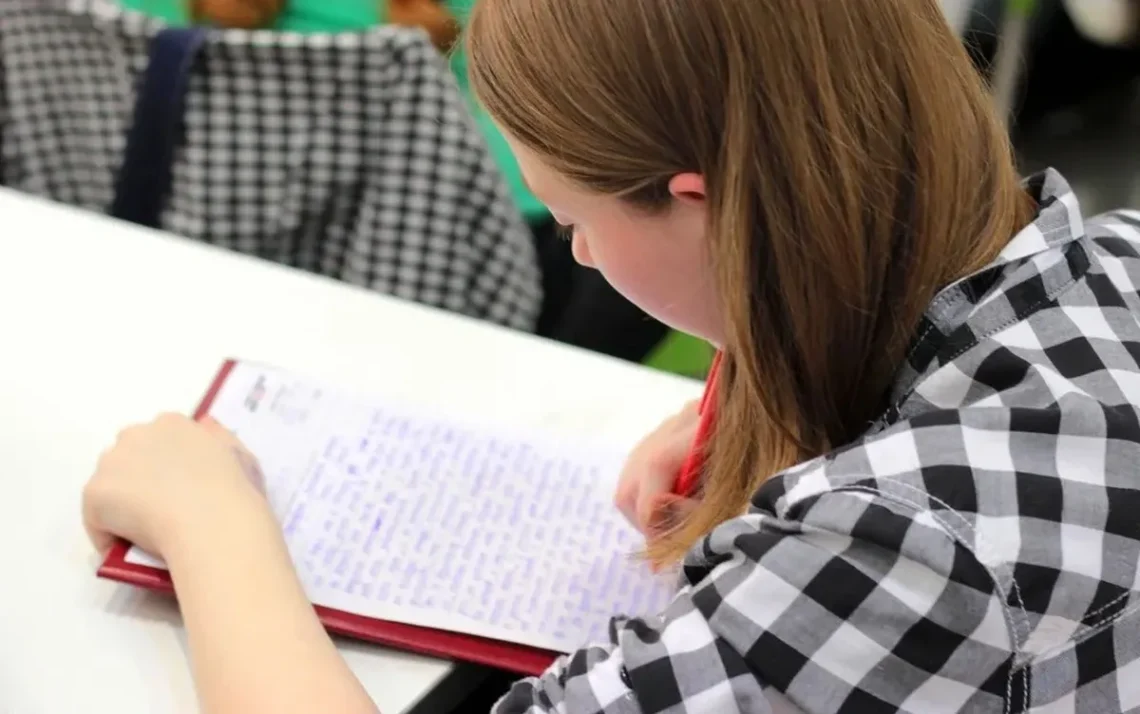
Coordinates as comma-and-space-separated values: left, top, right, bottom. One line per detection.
668, 173, 706, 205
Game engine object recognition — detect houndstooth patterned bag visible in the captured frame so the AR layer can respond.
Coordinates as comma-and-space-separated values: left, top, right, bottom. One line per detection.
0, 0, 542, 331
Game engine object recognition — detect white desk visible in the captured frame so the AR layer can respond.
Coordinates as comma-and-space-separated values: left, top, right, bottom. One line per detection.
0, 189, 702, 713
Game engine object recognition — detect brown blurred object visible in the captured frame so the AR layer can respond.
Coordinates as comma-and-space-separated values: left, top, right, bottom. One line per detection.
389, 0, 459, 52
190, 0, 285, 29
189, 0, 458, 51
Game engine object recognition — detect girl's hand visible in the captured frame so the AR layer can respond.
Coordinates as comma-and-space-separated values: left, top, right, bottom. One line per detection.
85, 415, 379, 714
83, 413, 269, 559
615, 401, 701, 536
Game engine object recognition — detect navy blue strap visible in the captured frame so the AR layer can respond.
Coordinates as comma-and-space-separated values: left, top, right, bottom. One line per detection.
110, 28, 207, 228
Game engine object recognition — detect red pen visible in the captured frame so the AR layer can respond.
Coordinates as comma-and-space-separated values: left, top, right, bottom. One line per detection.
672, 351, 722, 498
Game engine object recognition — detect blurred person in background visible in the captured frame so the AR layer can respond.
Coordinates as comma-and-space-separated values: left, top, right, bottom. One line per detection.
120, 0, 673, 364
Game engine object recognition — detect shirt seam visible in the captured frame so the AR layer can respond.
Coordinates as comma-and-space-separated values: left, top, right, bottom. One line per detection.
886, 240, 1091, 427
832, 484, 1027, 712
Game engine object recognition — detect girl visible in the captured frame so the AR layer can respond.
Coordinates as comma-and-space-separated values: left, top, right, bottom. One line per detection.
83, 0, 1140, 712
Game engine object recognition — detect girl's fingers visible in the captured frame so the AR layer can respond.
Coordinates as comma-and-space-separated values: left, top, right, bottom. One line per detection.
633, 433, 697, 532
82, 503, 116, 557
645, 494, 700, 538
197, 416, 265, 492
197, 415, 239, 444
615, 480, 637, 526
634, 464, 682, 533
89, 527, 117, 557
616, 400, 704, 533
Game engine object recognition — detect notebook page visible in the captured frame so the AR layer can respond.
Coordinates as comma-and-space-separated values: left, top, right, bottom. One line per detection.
128, 362, 677, 654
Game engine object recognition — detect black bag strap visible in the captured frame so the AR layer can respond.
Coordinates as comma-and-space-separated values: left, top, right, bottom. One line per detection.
110, 27, 207, 228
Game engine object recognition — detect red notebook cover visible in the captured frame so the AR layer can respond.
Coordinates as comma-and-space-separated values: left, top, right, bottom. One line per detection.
97, 359, 560, 677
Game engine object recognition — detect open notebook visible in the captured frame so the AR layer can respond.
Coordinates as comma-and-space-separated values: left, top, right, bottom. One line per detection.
98, 360, 677, 675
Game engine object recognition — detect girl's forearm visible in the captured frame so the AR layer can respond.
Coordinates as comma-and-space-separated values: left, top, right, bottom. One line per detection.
165, 505, 378, 714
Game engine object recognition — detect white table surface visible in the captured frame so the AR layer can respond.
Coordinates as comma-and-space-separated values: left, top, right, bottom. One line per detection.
0, 189, 702, 713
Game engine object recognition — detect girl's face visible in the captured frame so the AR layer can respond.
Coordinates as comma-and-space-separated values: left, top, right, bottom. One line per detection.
507, 137, 724, 346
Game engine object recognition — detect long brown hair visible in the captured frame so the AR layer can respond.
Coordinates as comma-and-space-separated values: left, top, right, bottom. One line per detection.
190, 0, 459, 51
468, 0, 1035, 566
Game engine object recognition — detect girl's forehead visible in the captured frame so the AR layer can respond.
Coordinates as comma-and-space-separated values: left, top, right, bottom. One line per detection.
509, 143, 584, 204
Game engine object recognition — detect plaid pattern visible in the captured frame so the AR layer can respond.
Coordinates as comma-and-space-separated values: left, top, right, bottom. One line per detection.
0, 0, 541, 330
497, 171, 1140, 713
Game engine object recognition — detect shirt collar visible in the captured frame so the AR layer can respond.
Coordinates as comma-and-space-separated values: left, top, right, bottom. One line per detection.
882, 169, 1090, 421
995, 168, 1086, 264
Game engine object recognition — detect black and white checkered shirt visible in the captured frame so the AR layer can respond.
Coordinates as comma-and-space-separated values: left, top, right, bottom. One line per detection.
497, 171, 1140, 713
0, 0, 541, 330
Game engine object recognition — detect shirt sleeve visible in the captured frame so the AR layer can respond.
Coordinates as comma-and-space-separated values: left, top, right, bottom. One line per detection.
492, 586, 773, 714
492, 489, 1014, 714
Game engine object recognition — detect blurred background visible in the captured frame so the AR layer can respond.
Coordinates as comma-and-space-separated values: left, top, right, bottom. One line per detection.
952, 0, 1140, 216
1, 0, 1138, 380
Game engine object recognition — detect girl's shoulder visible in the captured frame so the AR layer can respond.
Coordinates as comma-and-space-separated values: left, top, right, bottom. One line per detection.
730, 178, 1140, 671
